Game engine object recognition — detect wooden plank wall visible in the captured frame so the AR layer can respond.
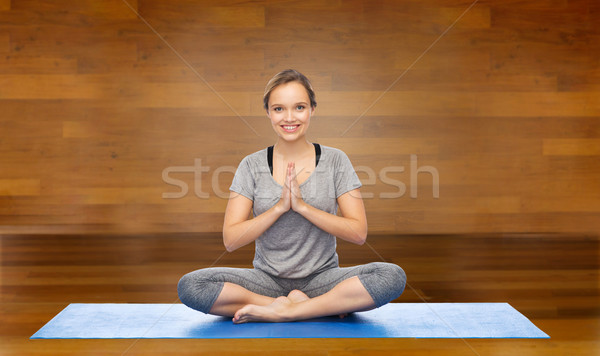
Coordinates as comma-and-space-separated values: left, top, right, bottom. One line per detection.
0, 0, 598, 234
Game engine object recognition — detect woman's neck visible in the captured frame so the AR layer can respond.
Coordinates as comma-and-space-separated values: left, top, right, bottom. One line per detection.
274, 138, 312, 159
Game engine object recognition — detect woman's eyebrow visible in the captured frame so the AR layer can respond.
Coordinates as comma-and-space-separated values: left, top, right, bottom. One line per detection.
270, 101, 308, 107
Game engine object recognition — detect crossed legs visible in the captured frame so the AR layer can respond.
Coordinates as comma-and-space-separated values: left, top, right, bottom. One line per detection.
231, 276, 375, 323
178, 263, 406, 323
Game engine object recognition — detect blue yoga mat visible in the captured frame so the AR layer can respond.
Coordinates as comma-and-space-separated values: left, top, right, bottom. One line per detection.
31, 303, 549, 339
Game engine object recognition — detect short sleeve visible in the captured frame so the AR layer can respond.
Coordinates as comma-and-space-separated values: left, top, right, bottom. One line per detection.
334, 150, 362, 198
229, 156, 255, 201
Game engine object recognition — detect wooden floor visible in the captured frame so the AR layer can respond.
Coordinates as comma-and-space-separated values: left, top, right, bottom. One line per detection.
1, 233, 598, 355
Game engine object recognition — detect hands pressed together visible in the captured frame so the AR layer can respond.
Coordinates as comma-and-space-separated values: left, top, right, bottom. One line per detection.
276, 162, 306, 214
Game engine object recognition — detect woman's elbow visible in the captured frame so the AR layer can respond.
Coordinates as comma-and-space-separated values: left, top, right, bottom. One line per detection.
356, 233, 367, 245
349, 215, 367, 245
354, 226, 367, 245
224, 244, 236, 253
222, 230, 237, 252
223, 240, 234, 252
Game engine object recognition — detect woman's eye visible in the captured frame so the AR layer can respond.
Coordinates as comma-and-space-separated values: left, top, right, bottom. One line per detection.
273, 107, 283, 112
296, 105, 305, 111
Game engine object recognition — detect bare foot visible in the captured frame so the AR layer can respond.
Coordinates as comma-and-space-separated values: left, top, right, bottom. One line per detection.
233, 296, 295, 324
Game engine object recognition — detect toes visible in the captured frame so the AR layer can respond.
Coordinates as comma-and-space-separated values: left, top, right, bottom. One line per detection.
233, 316, 247, 324
233, 307, 248, 323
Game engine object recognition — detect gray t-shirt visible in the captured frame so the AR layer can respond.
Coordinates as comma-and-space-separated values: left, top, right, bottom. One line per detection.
229, 145, 363, 278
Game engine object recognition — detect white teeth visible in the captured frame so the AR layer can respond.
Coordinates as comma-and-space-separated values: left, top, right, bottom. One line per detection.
283, 125, 298, 130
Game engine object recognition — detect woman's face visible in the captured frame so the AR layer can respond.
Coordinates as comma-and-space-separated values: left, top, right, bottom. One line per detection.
267, 81, 314, 142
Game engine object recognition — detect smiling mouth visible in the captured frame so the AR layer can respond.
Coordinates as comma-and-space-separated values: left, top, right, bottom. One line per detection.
281, 125, 300, 133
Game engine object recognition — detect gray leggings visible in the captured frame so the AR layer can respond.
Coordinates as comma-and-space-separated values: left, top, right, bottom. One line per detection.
178, 262, 406, 314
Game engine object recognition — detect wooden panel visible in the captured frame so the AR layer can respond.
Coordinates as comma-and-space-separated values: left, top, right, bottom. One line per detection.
62, 121, 92, 138
0, 0, 9, 11
0, 54, 79, 74
0, 0, 598, 234
0, 32, 9, 53
0, 75, 104, 99
370, 92, 600, 117
138, 2, 265, 28
0, 179, 40, 196
10, 0, 138, 19
543, 138, 600, 156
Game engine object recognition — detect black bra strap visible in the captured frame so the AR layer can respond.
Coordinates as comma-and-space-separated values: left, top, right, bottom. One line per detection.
267, 145, 274, 175
313, 143, 321, 167
267, 143, 320, 176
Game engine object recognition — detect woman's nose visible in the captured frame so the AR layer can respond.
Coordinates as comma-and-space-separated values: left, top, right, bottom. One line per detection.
284, 111, 295, 122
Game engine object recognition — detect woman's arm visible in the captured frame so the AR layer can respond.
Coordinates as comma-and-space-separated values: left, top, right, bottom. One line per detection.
222, 192, 289, 252
295, 188, 368, 245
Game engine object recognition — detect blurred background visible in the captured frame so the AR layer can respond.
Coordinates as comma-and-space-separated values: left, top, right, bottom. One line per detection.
0, 0, 598, 235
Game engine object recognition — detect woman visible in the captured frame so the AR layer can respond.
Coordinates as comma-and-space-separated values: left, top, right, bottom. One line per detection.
178, 69, 406, 323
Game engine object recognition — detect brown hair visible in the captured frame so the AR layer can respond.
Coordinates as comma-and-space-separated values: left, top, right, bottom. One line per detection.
263, 69, 317, 111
